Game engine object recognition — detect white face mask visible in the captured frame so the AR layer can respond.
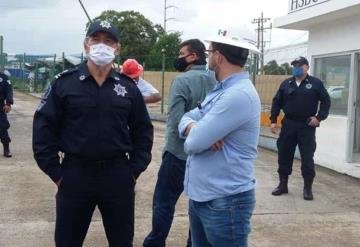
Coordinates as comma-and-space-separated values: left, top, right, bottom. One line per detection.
87, 43, 115, 66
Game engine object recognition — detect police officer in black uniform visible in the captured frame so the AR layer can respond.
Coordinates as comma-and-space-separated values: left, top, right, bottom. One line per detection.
270, 56, 330, 201
0, 72, 13, 158
33, 20, 154, 246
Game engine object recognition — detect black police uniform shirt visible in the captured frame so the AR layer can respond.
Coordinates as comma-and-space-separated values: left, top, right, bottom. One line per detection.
33, 62, 154, 183
0, 73, 13, 108
270, 74, 331, 123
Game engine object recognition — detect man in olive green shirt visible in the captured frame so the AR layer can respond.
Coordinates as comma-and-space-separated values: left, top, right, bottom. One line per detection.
144, 39, 216, 247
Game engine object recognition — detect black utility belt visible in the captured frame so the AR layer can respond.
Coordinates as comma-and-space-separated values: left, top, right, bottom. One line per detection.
64, 153, 129, 166
285, 114, 310, 122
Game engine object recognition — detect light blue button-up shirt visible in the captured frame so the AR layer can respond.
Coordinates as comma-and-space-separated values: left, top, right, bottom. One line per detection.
178, 71, 261, 202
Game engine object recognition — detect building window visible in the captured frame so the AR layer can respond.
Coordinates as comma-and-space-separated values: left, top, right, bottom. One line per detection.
314, 55, 351, 116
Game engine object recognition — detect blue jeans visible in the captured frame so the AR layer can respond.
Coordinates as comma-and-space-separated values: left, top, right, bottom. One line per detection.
143, 151, 191, 247
189, 189, 255, 247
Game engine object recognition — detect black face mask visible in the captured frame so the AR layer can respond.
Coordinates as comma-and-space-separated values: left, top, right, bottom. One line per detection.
174, 55, 191, 72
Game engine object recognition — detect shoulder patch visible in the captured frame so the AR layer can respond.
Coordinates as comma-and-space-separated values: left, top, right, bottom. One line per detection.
119, 73, 136, 84
7, 80, 11, 85
54, 68, 78, 80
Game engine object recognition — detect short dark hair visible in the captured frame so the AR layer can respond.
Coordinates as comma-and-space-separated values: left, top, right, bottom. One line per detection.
212, 42, 249, 67
180, 39, 206, 63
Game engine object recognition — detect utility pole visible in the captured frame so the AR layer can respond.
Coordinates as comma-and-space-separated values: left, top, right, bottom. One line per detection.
252, 12, 271, 75
78, 0, 92, 22
0, 35, 3, 72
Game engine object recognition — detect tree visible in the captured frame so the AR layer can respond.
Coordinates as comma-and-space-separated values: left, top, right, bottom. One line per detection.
264, 60, 292, 75
280, 62, 292, 75
146, 32, 182, 70
92, 10, 164, 59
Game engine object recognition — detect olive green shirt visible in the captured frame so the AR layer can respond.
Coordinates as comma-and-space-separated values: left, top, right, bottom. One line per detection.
164, 65, 216, 160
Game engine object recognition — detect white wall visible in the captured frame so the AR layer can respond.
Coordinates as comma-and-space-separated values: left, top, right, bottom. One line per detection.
314, 116, 348, 172
308, 15, 360, 56
276, 0, 360, 30
264, 42, 308, 65
307, 15, 360, 178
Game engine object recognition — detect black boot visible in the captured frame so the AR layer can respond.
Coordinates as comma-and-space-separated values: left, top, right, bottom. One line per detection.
303, 177, 314, 200
272, 175, 288, 196
3, 142, 12, 158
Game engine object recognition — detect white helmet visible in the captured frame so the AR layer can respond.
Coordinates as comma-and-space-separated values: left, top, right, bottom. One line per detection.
205, 35, 260, 54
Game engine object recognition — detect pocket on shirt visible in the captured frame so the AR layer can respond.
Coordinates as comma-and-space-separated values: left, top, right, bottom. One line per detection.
111, 97, 132, 111
68, 97, 96, 108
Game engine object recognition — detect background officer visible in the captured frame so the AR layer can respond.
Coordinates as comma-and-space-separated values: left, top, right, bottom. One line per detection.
33, 20, 154, 246
0, 72, 13, 158
270, 56, 331, 200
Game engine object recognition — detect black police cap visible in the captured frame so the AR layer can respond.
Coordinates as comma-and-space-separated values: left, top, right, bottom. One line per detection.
291, 56, 309, 66
86, 20, 120, 42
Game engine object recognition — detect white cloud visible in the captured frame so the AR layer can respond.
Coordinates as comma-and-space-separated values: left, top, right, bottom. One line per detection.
0, 0, 307, 54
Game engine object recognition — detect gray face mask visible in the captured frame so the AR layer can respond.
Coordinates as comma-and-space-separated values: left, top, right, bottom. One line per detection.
87, 43, 115, 66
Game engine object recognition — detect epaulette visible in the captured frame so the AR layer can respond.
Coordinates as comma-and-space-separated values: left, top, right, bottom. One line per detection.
54, 67, 78, 80
119, 72, 137, 85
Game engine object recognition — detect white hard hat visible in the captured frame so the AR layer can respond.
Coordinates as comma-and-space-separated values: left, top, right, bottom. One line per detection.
205, 35, 260, 54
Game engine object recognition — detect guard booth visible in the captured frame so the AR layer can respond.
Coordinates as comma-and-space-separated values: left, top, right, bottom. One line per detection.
274, 0, 360, 178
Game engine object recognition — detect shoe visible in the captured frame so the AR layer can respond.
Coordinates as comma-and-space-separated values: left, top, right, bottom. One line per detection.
272, 175, 288, 196
3, 142, 12, 158
303, 177, 314, 200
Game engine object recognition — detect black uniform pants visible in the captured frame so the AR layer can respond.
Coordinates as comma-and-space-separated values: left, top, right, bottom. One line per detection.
276, 118, 317, 179
0, 112, 10, 144
55, 156, 135, 247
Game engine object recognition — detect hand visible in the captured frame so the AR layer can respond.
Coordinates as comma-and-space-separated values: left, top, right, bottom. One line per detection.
3, 105, 11, 114
184, 122, 196, 136
56, 178, 63, 187
308, 116, 320, 127
270, 123, 278, 134
211, 139, 224, 151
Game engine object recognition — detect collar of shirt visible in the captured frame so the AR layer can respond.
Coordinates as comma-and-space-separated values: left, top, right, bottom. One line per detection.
213, 71, 249, 91
187, 64, 207, 71
77, 62, 121, 82
291, 74, 310, 85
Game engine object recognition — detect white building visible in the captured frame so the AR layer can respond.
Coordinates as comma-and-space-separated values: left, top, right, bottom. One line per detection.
269, 0, 360, 178
264, 42, 308, 65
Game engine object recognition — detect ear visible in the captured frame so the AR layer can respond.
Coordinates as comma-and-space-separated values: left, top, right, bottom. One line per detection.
189, 52, 198, 62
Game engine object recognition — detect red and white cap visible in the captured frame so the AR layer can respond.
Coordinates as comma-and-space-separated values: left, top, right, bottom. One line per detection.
121, 59, 144, 79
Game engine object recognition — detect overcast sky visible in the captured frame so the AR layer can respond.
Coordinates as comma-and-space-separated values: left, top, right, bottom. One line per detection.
0, 0, 308, 55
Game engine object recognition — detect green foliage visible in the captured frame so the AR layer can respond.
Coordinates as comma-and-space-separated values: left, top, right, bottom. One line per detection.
264, 60, 292, 75
146, 32, 182, 70
92, 10, 164, 59
89, 10, 182, 70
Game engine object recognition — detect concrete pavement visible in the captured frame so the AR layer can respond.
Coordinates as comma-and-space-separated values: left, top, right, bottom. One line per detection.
0, 91, 359, 247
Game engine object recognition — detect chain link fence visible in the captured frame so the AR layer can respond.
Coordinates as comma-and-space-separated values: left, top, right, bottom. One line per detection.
0, 51, 285, 124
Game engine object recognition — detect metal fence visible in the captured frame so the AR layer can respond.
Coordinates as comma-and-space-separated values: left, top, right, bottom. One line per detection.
1, 51, 285, 125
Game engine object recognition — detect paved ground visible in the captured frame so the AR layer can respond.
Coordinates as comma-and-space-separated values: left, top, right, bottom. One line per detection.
0, 91, 359, 247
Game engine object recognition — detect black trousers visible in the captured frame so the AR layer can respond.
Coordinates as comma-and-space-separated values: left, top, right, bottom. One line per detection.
0, 112, 10, 144
55, 156, 135, 247
277, 118, 317, 179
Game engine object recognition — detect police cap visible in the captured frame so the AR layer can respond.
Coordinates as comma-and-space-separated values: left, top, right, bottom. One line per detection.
86, 20, 120, 42
291, 56, 309, 66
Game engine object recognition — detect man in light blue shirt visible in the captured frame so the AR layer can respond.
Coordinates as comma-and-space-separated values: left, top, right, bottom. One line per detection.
178, 35, 261, 247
